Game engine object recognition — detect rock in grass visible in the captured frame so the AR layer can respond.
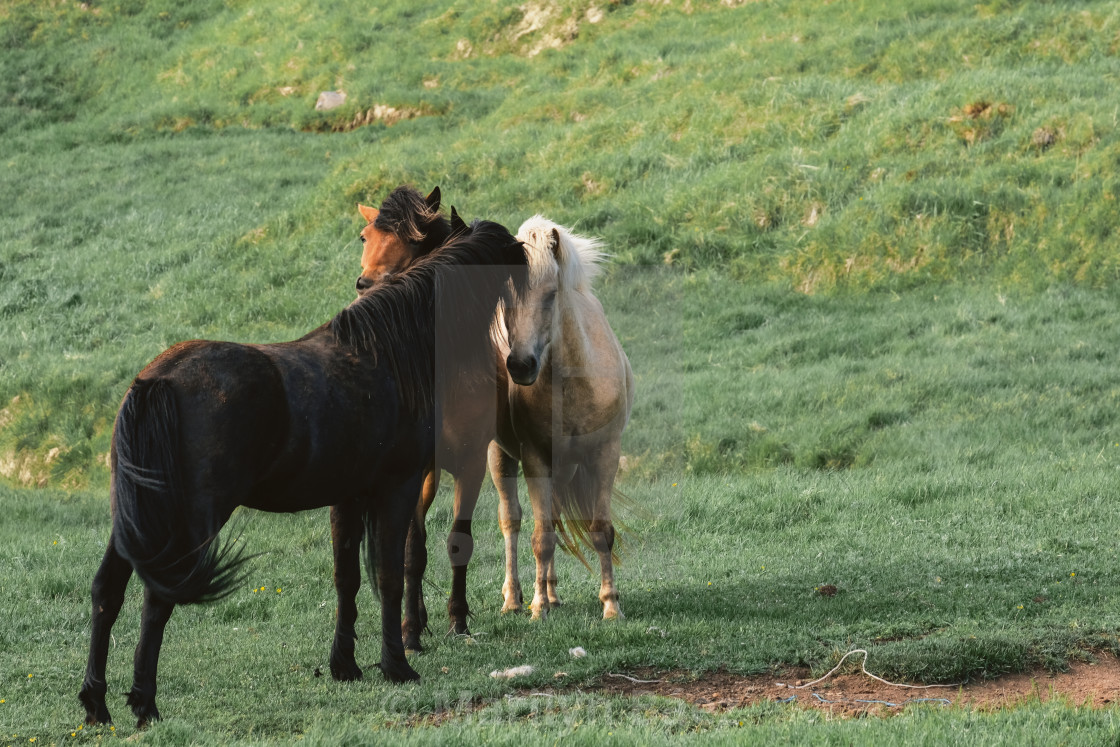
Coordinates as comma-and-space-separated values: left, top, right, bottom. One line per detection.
315, 91, 347, 111
490, 665, 535, 679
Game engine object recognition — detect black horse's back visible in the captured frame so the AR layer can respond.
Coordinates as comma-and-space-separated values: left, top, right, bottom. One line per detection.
112, 376, 247, 604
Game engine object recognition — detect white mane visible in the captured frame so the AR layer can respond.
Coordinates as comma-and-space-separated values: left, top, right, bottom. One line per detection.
515, 215, 607, 293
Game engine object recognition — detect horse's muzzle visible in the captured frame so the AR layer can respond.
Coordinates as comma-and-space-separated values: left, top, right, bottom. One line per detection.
506, 354, 540, 386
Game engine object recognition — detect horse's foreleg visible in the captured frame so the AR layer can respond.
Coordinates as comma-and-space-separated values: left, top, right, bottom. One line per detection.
489, 442, 523, 614
329, 502, 364, 681
522, 459, 556, 621
79, 535, 132, 726
126, 586, 175, 728
403, 468, 438, 651
376, 479, 421, 683
546, 500, 563, 608
447, 459, 486, 635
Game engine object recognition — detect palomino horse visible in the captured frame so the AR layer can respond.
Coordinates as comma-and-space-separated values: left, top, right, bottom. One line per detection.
79, 218, 527, 727
494, 217, 634, 621
355, 197, 632, 627
355, 186, 508, 649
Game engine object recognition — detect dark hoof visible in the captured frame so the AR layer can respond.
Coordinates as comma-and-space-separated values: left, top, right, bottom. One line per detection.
450, 618, 470, 636
126, 690, 160, 728
330, 656, 364, 682
380, 659, 421, 684
402, 617, 425, 652
79, 688, 112, 726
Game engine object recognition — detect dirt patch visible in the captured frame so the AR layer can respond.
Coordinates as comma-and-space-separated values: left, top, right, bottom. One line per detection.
581, 653, 1120, 717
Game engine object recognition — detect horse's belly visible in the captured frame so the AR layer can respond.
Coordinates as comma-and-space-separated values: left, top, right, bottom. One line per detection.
241, 443, 386, 512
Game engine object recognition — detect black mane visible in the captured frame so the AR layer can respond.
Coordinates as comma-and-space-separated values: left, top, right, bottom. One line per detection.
374, 185, 451, 255
331, 219, 528, 416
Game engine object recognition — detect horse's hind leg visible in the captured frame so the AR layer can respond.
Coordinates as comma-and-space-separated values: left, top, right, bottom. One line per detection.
80, 535, 132, 725
489, 442, 523, 614
403, 468, 438, 651
589, 451, 623, 620
374, 477, 422, 683
126, 586, 175, 727
447, 458, 486, 635
329, 502, 364, 680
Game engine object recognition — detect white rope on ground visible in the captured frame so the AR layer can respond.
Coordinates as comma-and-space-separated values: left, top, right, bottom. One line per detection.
606, 673, 662, 684
777, 649, 960, 690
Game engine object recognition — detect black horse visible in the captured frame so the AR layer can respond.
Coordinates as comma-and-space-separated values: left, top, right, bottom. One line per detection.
79, 217, 527, 727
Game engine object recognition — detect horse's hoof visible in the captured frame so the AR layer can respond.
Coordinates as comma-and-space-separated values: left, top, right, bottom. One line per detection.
330, 658, 364, 682
381, 659, 421, 684
450, 617, 470, 636
79, 688, 112, 726
126, 690, 160, 728
403, 635, 424, 653
501, 585, 523, 613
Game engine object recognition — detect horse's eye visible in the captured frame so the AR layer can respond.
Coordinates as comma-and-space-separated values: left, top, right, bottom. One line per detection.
360, 235, 366, 243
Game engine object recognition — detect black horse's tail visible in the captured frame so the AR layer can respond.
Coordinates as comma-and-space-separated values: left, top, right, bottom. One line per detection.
111, 378, 247, 604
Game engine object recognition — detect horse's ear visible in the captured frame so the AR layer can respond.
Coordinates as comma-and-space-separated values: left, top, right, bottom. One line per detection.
550, 228, 562, 258
426, 186, 441, 212
450, 206, 468, 235
358, 203, 378, 224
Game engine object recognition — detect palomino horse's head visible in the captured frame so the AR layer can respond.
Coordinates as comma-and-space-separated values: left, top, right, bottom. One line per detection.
356, 186, 448, 293
505, 216, 605, 386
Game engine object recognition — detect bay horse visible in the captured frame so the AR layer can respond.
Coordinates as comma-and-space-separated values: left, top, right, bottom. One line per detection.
78, 217, 527, 727
355, 186, 508, 649
493, 216, 634, 621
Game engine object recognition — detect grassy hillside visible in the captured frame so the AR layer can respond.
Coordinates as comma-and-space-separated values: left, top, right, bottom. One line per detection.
3, 0, 1120, 486
6, 3, 1120, 742
5, 0, 1120, 284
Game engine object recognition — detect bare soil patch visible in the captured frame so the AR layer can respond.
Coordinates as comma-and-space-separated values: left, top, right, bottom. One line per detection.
584, 653, 1120, 717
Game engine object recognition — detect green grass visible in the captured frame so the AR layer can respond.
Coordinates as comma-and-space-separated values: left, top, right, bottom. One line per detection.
4, 461, 1120, 742
5, 0, 1120, 742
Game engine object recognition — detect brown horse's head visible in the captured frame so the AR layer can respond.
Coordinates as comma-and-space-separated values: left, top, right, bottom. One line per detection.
356, 203, 413, 292
356, 186, 448, 294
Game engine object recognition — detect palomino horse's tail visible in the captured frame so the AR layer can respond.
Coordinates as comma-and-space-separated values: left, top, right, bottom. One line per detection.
111, 378, 248, 604
551, 465, 626, 570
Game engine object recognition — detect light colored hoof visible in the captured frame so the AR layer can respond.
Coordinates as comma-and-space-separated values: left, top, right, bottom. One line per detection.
501, 584, 523, 614
529, 605, 549, 622
603, 603, 624, 620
